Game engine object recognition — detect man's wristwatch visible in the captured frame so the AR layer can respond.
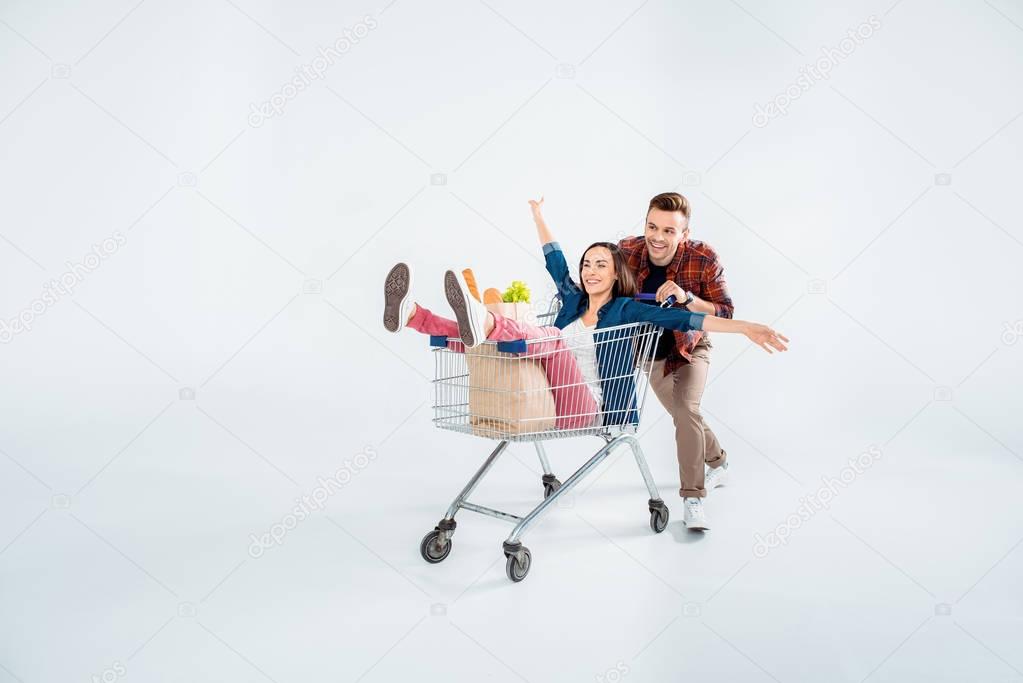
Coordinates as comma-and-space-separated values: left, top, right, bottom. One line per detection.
679, 290, 695, 309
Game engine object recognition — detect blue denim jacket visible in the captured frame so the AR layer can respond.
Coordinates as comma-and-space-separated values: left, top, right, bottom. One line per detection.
543, 242, 707, 426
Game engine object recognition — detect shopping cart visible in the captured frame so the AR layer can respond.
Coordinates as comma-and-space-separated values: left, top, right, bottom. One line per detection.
419, 295, 675, 582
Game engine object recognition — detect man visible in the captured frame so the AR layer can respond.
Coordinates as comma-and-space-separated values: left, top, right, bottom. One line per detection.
618, 192, 734, 531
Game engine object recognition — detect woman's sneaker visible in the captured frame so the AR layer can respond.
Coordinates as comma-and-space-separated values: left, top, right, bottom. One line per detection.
683, 497, 709, 531
383, 263, 414, 333
444, 270, 489, 348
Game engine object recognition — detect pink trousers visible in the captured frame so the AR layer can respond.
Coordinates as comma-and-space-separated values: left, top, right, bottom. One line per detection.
408, 305, 598, 429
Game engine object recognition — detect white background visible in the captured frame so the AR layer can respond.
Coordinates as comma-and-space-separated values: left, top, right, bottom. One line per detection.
1, 0, 1022, 681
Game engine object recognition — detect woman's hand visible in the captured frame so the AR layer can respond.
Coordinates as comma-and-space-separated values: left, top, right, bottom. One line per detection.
528, 196, 545, 222
743, 322, 789, 353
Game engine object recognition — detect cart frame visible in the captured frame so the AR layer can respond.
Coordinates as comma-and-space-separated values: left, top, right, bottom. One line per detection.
419, 299, 672, 582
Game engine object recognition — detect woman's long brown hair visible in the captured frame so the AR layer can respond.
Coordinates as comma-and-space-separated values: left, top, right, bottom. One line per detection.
578, 242, 638, 300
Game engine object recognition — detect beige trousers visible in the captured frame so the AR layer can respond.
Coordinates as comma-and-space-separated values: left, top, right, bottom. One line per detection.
647, 338, 727, 498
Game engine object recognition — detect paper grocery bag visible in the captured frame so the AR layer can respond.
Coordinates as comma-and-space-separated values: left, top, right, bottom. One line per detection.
465, 301, 554, 437
484, 302, 537, 325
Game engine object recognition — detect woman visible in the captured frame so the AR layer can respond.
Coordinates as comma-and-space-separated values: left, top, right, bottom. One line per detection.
382, 197, 788, 428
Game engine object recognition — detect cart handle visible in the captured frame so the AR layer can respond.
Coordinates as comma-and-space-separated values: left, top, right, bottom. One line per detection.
634, 293, 678, 308
428, 295, 676, 351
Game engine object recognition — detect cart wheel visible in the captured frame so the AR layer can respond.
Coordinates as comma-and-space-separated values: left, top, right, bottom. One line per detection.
505, 546, 532, 582
649, 505, 669, 533
420, 529, 452, 563
542, 478, 562, 499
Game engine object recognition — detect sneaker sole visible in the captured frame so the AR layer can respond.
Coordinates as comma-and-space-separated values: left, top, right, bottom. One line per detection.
444, 270, 480, 347
383, 263, 411, 333
685, 521, 709, 531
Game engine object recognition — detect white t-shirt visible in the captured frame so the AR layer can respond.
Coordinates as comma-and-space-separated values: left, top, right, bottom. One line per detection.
561, 317, 603, 407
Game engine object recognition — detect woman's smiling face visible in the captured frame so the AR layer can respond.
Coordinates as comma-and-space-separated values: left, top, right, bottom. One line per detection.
580, 246, 616, 296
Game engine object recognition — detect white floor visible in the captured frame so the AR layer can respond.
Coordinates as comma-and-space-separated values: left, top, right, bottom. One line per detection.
2, 391, 1022, 682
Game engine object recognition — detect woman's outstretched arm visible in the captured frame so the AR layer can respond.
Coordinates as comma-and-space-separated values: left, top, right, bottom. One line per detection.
700, 316, 789, 354
621, 300, 789, 354
529, 196, 555, 245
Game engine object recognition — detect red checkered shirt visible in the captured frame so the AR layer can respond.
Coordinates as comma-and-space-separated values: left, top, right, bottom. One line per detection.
618, 236, 735, 376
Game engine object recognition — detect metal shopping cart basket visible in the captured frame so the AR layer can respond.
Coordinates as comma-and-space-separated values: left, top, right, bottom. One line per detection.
419, 295, 673, 582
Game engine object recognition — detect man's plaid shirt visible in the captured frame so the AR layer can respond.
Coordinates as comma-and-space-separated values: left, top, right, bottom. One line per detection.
618, 235, 734, 376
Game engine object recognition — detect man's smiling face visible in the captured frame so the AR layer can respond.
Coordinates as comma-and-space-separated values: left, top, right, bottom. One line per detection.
644, 208, 689, 266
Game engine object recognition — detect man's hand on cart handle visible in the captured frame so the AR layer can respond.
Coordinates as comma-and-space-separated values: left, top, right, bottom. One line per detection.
655, 280, 686, 305
634, 293, 678, 308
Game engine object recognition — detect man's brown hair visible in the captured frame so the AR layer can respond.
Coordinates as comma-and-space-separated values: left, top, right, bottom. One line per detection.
647, 192, 690, 219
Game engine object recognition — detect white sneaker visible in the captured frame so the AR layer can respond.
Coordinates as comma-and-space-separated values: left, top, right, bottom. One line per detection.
706, 461, 730, 490
683, 497, 709, 531
383, 262, 415, 333
445, 270, 489, 348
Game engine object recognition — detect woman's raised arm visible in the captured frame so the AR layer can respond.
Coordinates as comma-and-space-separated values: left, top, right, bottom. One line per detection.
530, 197, 580, 299
529, 196, 555, 246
